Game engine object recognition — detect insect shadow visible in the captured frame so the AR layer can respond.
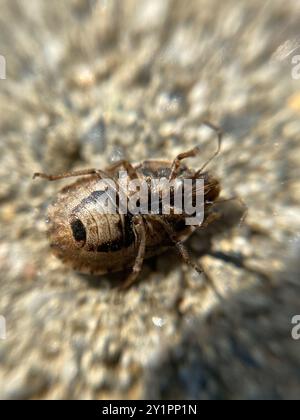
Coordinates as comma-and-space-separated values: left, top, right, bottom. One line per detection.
142, 258, 300, 400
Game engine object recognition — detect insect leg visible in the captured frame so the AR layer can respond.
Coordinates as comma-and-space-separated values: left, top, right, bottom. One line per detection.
150, 215, 223, 299
107, 159, 139, 180
168, 121, 223, 181
33, 168, 102, 181
169, 147, 202, 181
121, 216, 146, 289
194, 121, 223, 176
175, 240, 223, 299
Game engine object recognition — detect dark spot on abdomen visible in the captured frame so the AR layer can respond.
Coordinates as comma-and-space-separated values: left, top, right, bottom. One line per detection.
123, 213, 135, 247
97, 240, 123, 253
72, 189, 108, 213
71, 219, 86, 242
174, 218, 187, 232
96, 214, 135, 253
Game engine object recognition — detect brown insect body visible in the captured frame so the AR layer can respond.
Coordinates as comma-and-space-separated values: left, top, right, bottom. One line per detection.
47, 160, 220, 275
35, 121, 223, 287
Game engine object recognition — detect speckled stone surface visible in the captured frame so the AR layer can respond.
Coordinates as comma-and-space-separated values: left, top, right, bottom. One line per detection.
0, 0, 300, 399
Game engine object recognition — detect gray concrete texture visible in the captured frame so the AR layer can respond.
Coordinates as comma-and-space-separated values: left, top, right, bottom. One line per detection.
0, 0, 300, 399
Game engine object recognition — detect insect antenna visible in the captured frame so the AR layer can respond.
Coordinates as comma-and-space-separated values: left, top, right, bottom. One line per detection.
194, 121, 223, 176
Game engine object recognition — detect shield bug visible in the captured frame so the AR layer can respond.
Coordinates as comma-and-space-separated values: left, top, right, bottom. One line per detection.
34, 121, 223, 288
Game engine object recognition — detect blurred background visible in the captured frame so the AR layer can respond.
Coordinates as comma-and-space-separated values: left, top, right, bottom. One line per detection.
0, 0, 300, 399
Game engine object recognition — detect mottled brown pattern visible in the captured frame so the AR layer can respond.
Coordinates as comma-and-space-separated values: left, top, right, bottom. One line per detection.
45, 159, 220, 276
